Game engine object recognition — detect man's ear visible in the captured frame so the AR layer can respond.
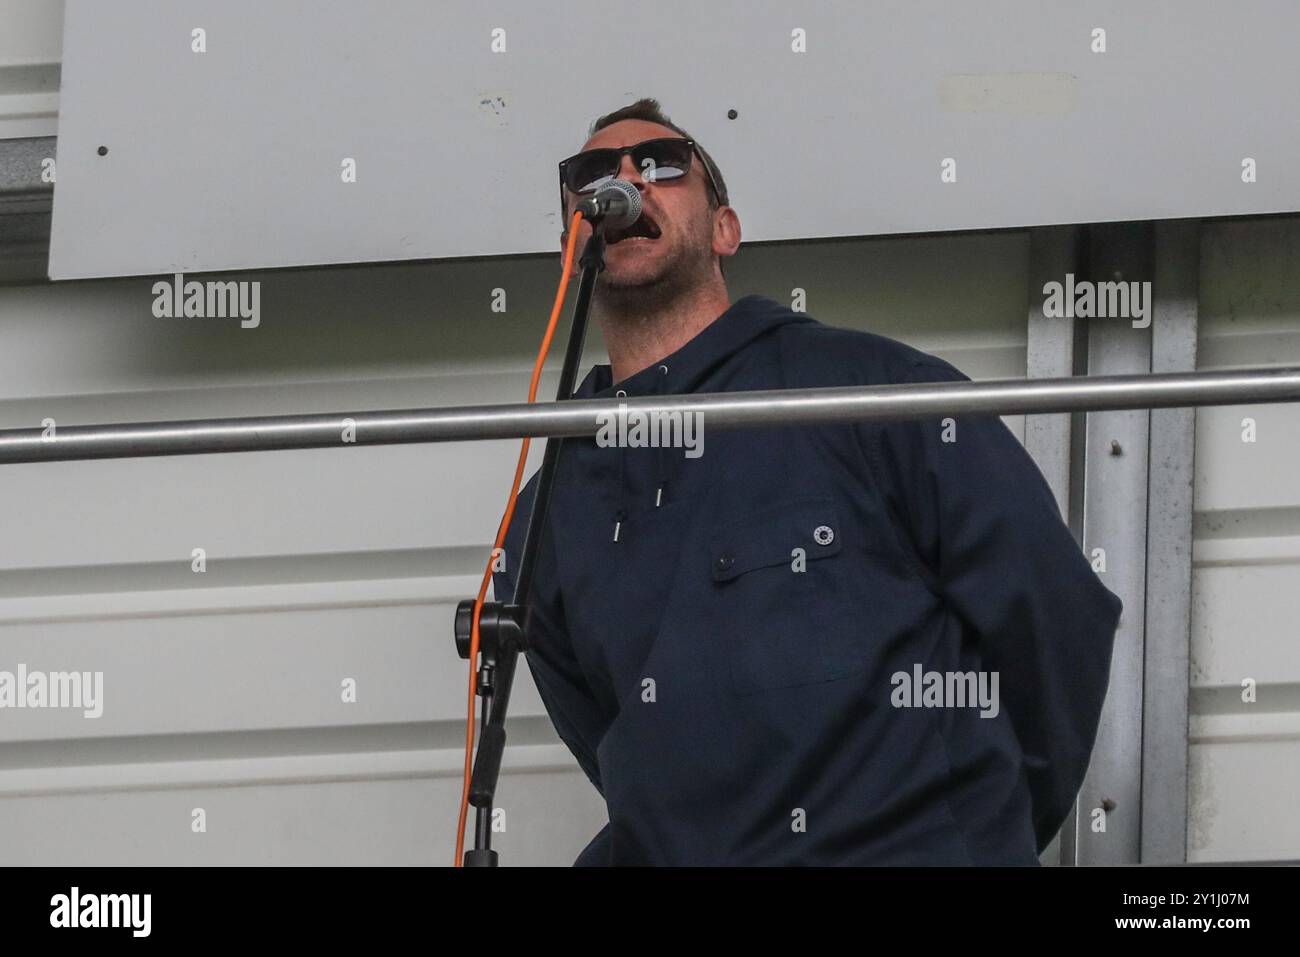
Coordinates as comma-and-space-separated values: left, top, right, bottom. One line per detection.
712, 206, 742, 258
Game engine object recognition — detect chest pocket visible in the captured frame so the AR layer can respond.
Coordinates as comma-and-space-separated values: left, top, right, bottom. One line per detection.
709, 495, 869, 695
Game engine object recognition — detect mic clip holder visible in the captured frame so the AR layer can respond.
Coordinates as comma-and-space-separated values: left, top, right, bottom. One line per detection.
454, 601, 525, 662
574, 195, 602, 220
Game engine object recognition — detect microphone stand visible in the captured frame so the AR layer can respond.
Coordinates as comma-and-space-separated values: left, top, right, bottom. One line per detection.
452, 217, 609, 867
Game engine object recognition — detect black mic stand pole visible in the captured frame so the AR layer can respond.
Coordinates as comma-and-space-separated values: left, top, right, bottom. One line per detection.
452, 216, 609, 867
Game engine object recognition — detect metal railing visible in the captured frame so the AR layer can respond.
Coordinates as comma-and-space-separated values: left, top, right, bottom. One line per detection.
1, 367, 1298, 464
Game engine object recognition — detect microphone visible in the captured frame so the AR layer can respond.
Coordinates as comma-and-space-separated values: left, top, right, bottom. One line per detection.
576, 178, 642, 230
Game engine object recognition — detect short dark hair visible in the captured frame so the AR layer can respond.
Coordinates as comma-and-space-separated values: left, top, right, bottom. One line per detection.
587, 97, 729, 209
584, 98, 731, 279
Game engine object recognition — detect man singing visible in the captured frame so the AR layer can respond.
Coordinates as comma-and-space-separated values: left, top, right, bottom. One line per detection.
493, 98, 1123, 865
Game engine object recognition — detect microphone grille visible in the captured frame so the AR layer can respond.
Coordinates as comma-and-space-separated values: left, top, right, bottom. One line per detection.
602, 178, 642, 229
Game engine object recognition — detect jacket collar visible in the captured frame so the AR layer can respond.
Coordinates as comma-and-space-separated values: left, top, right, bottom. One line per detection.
574, 294, 812, 399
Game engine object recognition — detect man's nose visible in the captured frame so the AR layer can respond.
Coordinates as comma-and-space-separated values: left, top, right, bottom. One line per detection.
615, 153, 648, 192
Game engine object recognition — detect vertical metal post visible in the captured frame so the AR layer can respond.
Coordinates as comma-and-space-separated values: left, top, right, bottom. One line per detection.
1025, 224, 1083, 865
1075, 222, 1154, 865
1026, 226, 1084, 506
1140, 220, 1199, 862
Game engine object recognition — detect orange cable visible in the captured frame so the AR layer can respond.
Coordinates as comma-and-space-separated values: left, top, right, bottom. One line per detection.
454, 211, 586, 865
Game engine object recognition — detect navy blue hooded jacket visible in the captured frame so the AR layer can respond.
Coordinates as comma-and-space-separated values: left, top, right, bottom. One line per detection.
492, 293, 1122, 866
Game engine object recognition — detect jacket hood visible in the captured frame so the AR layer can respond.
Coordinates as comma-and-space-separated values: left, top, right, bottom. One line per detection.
569, 294, 814, 542
573, 294, 813, 401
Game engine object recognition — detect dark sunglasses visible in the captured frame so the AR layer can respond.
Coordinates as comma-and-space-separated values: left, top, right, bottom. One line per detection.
557, 137, 723, 219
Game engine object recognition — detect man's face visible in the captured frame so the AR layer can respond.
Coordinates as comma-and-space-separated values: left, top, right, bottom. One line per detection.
560, 120, 721, 299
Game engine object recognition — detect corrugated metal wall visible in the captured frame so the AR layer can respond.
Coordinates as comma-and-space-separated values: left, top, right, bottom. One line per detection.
0, 234, 1029, 864
1188, 217, 1300, 862
0, 0, 61, 140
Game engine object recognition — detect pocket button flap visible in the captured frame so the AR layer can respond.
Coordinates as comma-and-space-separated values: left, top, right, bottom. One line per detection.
710, 498, 842, 582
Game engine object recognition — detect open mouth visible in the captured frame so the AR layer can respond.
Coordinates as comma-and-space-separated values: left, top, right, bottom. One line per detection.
607, 214, 662, 245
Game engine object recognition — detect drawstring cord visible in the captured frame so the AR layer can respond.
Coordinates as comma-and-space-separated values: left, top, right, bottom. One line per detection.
614, 388, 628, 542
613, 362, 671, 538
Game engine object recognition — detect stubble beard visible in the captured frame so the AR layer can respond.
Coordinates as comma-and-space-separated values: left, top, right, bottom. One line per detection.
592, 216, 717, 324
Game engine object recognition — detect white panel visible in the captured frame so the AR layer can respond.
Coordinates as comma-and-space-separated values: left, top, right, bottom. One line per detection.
0, 597, 529, 741
0, 762, 607, 866
49, 0, 1300, 278
0, 1, 64, 62
1188, 737, 1300, 863
1190, 542, 1300, 687
1193, 405, 1300, 512
0, 0, 64, 139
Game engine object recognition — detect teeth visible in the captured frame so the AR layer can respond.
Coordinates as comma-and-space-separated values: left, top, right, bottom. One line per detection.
609, 218, 660, 243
